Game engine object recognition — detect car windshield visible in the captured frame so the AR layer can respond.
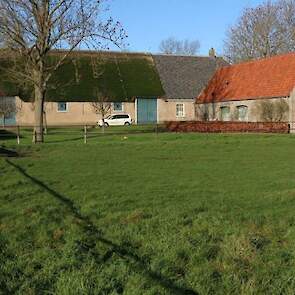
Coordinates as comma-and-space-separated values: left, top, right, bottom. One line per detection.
105, 115, 112, 119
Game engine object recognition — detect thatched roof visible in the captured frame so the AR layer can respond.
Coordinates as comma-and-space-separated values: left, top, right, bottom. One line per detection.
0, 51, 165, 102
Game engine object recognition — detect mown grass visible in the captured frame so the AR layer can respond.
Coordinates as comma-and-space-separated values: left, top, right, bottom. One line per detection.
2, 131, 295, 294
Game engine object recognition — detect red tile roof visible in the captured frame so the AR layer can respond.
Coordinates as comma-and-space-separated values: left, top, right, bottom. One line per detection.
197, 53, 295, 103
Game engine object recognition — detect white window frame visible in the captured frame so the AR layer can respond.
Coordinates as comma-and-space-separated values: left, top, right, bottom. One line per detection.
176, 103, 185, 118
113, 102, 124, 112
57, 102, 68, 113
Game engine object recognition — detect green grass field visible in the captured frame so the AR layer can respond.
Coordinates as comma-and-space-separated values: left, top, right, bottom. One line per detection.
2, 130, 295, 294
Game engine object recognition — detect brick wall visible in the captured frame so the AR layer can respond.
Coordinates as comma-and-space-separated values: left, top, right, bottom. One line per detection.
166, 121, 289, 133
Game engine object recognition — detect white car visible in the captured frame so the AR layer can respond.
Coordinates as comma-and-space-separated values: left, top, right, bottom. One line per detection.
98, 114, 132, 127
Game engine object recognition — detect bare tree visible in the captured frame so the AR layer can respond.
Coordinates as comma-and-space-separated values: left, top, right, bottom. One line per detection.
0, 0, 127, 142
195, 103, 210, 121
0, 97, 21, 127
224, 0, 295, 63
88, 56, 113, 132
159, 37, 200, 55
259, 99, 289, 122
278, 0, 295, 52
90, 88, 112, 133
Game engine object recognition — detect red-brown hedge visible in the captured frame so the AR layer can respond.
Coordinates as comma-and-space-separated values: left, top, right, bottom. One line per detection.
165, 121, 289, 133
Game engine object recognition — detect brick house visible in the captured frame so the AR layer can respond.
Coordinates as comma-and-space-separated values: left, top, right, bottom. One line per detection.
196, 53, 295, 126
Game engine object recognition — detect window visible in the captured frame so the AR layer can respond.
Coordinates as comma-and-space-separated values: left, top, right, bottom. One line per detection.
237, 105, 248, 121
57, 102, 68, 112
113, 102, 123, 112
176, 103, 185, 117
220, 106, 230, 121
117, 114, 129, 119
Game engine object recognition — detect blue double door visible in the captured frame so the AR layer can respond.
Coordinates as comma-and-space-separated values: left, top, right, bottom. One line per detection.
137, 98, 157, 124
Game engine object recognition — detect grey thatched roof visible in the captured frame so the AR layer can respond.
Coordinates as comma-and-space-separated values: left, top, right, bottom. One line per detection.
153, 54, 228, 99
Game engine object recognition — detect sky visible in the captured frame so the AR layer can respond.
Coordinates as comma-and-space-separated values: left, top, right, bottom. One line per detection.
108, 0, 265, 56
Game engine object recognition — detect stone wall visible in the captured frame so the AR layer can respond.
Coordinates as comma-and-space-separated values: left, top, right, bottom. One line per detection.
195, 97, 289, 122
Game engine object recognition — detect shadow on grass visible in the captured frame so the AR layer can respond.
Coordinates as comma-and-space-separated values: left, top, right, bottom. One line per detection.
5, 159, 198, 295
0, 129, 17, 140
0, 147, 19, 157
46, 136, 84, 144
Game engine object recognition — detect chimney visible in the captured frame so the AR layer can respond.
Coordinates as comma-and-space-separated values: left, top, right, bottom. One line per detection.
209, 48, 216, 58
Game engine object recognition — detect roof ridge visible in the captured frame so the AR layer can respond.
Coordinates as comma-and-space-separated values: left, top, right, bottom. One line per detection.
52, 49, 224, 59
230, 52, 295, 67
52, 49, 153, 57
153, 53, 221, 58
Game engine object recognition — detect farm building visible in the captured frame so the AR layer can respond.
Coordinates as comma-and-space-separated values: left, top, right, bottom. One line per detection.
196, 52, 295, 126
0, 50, 226, 126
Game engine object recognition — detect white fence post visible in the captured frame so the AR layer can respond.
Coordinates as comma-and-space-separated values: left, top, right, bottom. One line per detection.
17, 126, 20, 145
84, 125, 87, 144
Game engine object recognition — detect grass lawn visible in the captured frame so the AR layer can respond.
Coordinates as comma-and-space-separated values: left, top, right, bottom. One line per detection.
2, 131, 295, 294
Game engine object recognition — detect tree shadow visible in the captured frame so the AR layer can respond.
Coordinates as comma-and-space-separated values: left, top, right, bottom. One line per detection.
0, 129, 17, 141
46, 136, 84, 144
0, 147, 19, 157
5, 159, 199, 295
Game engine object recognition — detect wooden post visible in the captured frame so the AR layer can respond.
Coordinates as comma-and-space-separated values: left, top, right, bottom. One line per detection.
17, 126, 20, 145
84, 125, 87, 144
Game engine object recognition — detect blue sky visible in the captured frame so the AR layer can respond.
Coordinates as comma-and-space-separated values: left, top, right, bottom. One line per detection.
109, 0, 264, 55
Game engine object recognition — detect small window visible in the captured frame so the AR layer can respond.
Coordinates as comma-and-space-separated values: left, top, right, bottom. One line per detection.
176, 103, 185, 117
113, 102, 123, 112
220, 106, 230, 121
57, 102, 68, 112
237, 105, 248, 121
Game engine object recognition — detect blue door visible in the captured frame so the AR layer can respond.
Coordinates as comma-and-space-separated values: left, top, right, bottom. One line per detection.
1, 112, 16, 126
0, 98, 16, 126
137, 98, 157, 124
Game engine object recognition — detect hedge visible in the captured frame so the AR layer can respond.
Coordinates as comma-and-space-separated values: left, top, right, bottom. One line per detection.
166, 121, 289, 133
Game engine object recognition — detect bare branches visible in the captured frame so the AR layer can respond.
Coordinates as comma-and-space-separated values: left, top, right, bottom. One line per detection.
159, 37, 200, 56
0, 0, 127, 87
259, 99, 289, 122
0, 0, 127, 142
90, 100, 112, 117
0, 97, 21, 127
90, 88, 112, 129
224, 0, 295, 63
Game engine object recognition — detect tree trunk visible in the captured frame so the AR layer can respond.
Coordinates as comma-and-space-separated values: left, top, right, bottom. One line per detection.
34, 85, 45, 143
102, 114, 105, 134
2, 114, 5, 128
43, 110, 47, 134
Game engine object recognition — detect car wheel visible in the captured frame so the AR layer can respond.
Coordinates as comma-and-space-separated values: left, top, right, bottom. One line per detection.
124, 122, 131, 126
104, 122, 109, 127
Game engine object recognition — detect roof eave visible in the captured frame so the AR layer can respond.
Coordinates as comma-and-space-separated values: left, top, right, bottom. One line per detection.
196, 94, 291, 104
